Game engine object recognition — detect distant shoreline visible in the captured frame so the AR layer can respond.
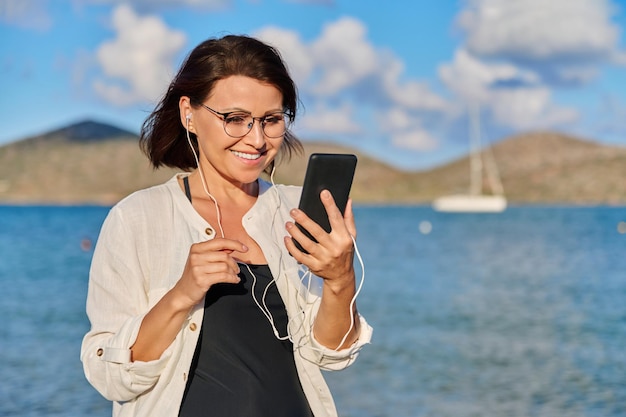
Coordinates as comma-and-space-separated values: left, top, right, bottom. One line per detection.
2, 202, 625, 209
2, 121, 625, 205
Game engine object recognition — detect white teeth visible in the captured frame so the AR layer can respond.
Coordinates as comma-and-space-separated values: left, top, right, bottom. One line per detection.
231, 150, 261, 160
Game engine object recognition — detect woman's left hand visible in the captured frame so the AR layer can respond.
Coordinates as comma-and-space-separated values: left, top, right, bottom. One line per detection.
285, 189, 361, 349
285, 189, 356, 289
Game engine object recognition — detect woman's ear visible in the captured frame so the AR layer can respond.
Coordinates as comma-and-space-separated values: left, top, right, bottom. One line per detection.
179, 96, 194, 131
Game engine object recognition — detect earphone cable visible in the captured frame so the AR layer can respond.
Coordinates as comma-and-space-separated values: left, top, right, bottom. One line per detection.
185, 119, 225, 238
185, 121, 364, 349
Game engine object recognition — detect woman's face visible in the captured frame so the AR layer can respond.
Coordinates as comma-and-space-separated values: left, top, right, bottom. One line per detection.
192, 75, 285, 187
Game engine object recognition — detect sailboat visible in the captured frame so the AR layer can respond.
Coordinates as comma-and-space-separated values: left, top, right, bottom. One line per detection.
432, 106, 507, 213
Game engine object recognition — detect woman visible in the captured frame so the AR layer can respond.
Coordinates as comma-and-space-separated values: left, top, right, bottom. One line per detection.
81, 35, 372, 417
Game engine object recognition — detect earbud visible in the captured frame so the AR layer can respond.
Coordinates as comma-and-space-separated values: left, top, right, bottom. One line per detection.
186, 113, 192, 121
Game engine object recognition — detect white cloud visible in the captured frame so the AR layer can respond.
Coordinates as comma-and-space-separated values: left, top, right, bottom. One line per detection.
391, 129, 439, 152
439, 48, 578, 130
257, 17, 449, 150
309, 17, 379, 95
382, 56, 449, 111
612, 50, 626, 66
379, 107, 416, 132
0, 0, 52, 30
93, 4, 186, 105
81, 0, 229, 11
439, 48, 539, 103
456, 0, 625, 84
0, 0, 230, 29
297, 17, 448, 116
489, 88, 579, 130
254, 27, 315, 86
378, 107, 439, 151
259, 17, 448, 109
296, 103, 362, 135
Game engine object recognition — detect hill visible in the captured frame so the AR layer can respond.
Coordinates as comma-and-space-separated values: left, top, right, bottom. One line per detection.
0, 120, 625, 205
420, 132, 626, 205
22, 119, 137, 143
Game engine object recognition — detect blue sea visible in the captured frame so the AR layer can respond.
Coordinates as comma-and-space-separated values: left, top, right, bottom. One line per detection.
1, 205, 625, 417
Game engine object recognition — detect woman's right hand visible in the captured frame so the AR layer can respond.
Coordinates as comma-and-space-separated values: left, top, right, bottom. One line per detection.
174, 238, 248, 310
132, 238, 247, 362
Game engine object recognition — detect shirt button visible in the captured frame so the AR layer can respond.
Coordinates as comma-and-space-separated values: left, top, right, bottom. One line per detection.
96, 348, 104, 357
189, 323, 197, 331
205, 227, 214, 237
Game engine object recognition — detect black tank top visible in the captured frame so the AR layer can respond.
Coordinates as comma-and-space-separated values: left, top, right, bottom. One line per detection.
179, 178, 312, 416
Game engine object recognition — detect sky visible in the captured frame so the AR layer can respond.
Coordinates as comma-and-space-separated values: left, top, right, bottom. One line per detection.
1, 0, 625, 170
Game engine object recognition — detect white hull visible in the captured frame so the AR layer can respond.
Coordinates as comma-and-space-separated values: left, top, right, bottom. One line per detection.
434, 106, 507, 213
432, 194, 507, 213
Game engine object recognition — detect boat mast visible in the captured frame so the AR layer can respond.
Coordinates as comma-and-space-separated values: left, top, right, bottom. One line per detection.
469, 104, 483, 196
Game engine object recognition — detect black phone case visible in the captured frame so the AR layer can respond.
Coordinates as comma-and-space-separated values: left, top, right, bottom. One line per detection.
295, 153, 357, 253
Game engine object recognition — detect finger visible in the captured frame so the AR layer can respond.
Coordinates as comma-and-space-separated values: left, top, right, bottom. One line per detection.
179, 258, 240, 304
320, 190, 349, 234
188, 240, 243, 274
187, 250, 240, 277
285, 221, 317, 255
189, 259, 235, 276
343, 198, 357, 238
289, 208, 326, 242
195, 237, 249, 254
283, 233, 303, 260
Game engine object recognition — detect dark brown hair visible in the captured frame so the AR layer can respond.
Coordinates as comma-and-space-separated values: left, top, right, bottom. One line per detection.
140, 35, 302, 171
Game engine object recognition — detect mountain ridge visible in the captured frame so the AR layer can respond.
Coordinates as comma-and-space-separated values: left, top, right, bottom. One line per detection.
18, 119, 137, 145
1, 120, 625, 205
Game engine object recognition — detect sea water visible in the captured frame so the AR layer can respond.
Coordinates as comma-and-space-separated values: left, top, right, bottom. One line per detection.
1, 205, 625, 417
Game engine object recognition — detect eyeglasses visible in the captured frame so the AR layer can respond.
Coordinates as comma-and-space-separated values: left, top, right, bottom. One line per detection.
200, 104, 291, 139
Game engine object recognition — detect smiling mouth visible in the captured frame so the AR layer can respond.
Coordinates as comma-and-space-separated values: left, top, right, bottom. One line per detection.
231, 150, 262, 160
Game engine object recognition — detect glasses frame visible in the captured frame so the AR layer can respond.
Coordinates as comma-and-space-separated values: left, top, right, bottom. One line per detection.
200, 104, 291, 139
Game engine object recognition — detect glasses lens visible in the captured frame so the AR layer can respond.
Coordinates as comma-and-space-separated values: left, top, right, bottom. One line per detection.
223, 113, 252, 138
262, 113, 287, 138
223, 112, 287, 138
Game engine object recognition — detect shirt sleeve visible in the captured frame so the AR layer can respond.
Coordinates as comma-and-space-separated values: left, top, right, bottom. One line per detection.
292, 309, 373, 372
80, 205, 172, 402
291, 268, 373, 371
311, 314, 373, 370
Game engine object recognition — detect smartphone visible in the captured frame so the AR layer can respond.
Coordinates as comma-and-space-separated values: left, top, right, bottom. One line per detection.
294, 153, 358, 253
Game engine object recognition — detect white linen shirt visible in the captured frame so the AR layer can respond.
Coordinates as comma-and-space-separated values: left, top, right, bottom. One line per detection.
81, 174, 373, 417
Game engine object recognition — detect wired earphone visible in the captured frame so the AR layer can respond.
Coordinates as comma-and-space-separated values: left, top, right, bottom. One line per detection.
185, 112, 365, 351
